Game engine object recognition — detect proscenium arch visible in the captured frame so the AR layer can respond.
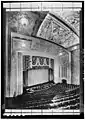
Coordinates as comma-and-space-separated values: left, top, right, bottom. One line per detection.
8, 32, 71, 97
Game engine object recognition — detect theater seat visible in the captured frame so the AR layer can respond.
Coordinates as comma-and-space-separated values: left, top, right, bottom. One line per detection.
6, 82, 80, 109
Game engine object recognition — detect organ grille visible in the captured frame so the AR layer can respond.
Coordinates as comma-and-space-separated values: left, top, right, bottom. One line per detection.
23, 55, 54, 71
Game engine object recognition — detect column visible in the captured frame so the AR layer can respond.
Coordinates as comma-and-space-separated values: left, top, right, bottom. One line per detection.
68, 52, 71, 84
17, 52, 23, 96
10, 51, 17, 97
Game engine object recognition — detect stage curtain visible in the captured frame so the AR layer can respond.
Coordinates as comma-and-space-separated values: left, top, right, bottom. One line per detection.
27, 69, 48, 86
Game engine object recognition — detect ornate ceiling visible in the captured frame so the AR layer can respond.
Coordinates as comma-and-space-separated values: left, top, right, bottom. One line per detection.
55, 11, 80, 35
37, 12, 80, 48
7, 11, 80, 48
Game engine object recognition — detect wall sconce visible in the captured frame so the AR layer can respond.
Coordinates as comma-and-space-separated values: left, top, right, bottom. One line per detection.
21, 43, 26, 47
73, 46, 77, 50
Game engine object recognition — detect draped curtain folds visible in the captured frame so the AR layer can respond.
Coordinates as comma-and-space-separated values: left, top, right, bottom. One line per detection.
28, 69, 48, 86
23, 55, 54, 87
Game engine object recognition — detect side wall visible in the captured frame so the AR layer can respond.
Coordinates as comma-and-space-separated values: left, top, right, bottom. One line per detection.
68, 45, 80, 85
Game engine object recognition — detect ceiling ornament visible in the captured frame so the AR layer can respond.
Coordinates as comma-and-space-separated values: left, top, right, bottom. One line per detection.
8, 11, 38, 36
37, 13, 79, 48
61, 11, 80, 35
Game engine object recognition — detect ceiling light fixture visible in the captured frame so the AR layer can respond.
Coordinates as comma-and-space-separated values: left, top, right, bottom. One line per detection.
73, 46, 77, 50
20, 17, 28, 26
59, 52, 63, 56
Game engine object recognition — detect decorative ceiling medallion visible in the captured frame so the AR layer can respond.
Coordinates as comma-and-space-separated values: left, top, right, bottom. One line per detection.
8, 11, 38, 36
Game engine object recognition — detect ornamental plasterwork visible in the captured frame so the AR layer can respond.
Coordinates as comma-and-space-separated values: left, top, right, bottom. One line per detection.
60, 11, 80, 35
37, 13, 79, 48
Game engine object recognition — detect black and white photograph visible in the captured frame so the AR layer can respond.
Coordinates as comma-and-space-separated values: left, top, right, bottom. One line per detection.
1, 1, 84, 118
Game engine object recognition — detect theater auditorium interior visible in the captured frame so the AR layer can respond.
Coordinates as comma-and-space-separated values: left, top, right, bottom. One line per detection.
3, 2, 83, 111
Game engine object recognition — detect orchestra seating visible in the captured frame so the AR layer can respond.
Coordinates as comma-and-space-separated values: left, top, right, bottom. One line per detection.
23, 80, 55, 93
6, 81, 80, 110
